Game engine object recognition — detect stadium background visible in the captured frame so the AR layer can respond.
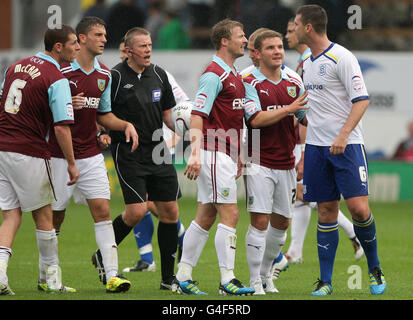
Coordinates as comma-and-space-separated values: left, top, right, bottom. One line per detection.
0, 0, 412, 303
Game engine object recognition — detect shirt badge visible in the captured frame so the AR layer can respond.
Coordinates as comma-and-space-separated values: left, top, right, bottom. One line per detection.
97, 79, 106, 92
287, 86, 297, 98
152, 89, 161, 102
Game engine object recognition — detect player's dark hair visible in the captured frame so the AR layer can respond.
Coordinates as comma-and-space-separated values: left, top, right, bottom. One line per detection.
254, 30, 283, 51
124, 27, 150, 48
296, 4, 328, 35
76, 16, 106, 36
44, 24, 76, 52
211, 18, 244, 50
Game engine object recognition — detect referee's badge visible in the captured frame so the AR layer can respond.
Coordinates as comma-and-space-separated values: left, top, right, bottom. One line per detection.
152, 89, 162, 102
287, 86, 297, 98
97, 79, 106, 91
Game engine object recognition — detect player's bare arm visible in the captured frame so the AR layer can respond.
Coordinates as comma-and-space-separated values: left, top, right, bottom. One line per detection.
250, 92, 308, 128
162, 108, 175, 132
96, 112, 139, 152
184, 114, 203, 180
330, 99, 370, 155
54, 124, 79, 185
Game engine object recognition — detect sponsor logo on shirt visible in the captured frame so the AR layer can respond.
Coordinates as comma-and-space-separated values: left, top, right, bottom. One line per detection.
304, 83, 324, 90
152, 89, 161, 102
232, 98, 244, 110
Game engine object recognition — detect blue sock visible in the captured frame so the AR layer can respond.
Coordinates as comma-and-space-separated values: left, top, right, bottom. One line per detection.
272, 252, 283, 265
177, 219, 185, 247
352, 213, 380, 272
133, 211, 154, 264
317, 221, 339, 284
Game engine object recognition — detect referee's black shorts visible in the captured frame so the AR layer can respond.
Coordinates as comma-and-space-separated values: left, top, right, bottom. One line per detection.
111, 142, 182, 204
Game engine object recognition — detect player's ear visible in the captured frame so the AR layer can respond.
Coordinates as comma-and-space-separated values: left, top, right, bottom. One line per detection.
78, 33, 87, 44
53, 42, 63, 53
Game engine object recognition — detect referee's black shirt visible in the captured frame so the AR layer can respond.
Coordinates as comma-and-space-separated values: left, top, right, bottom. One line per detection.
109, 60, 176, 163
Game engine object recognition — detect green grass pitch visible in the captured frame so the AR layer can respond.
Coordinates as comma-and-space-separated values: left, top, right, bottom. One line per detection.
1, 197, 412, 301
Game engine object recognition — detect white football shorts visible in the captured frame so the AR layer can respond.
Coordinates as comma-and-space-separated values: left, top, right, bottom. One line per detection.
51, 153, 110, 210
0, 151, 54, 212
294, 143, 303, 185
244, 162, 297, 217
197, 149, 238, 204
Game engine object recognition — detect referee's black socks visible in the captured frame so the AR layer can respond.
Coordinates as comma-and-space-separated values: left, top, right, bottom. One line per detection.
158, 221, 178, 282
113, 214, 133, 245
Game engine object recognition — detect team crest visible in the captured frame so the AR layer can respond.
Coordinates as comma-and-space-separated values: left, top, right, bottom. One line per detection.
287, 86, 296, 98
97, 79, 106, 91
319, 63, 326, 76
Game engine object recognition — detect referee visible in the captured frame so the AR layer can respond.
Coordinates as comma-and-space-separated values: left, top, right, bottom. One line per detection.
96, 27, 181, 290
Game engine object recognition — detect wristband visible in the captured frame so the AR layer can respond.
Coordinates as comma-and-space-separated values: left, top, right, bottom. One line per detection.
97, 130, 107, 138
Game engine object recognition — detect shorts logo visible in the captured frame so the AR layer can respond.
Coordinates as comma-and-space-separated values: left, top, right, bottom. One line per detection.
152, 89, 161, 102
221, 188, 230, 198
303, 184, 307, 195
97, 79, 106, 91
195, 93, 207, 109
248, 196, 254, 205
287, 86, 297, 98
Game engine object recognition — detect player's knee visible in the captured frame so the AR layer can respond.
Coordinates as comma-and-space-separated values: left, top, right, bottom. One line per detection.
346, 197, 370, 221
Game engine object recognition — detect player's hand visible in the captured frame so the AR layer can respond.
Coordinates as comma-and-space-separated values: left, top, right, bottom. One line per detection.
295, 156, 304, 181
184, 153, 201, 180
72, 92, 85, 110
125, 122, 139, 152
67, 163, 79, 186
330, 134, 348, 155
287, 92, 309, 113
97, 134, 111, 149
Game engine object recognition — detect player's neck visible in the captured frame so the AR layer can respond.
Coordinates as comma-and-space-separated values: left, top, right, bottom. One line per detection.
308, 35, 331, 58
216, 51, 237, 74
76, 49, 97, 72
44, 51, 62, 65
296, 44, 309, 56
259, 65, 281, 83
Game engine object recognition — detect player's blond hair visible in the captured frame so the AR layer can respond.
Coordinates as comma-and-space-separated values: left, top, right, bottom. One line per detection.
210, 18, 244, 50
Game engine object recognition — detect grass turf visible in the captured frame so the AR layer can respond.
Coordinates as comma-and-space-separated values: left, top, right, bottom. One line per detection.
1, 198, 412, 302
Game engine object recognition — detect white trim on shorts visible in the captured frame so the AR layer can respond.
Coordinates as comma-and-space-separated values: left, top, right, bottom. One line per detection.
245, 162, 297, 218
0, 151, 54, 212
51, 153, 110, 210
197, 149, 238, 204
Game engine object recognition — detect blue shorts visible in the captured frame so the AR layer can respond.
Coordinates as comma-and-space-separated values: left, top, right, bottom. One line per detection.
303, 144, 369, 202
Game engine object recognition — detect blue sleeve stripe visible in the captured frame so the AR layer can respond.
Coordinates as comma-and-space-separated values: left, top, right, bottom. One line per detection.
98, 76, 112, 112
351, 95, 369, 103
48, 78, 74, 123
